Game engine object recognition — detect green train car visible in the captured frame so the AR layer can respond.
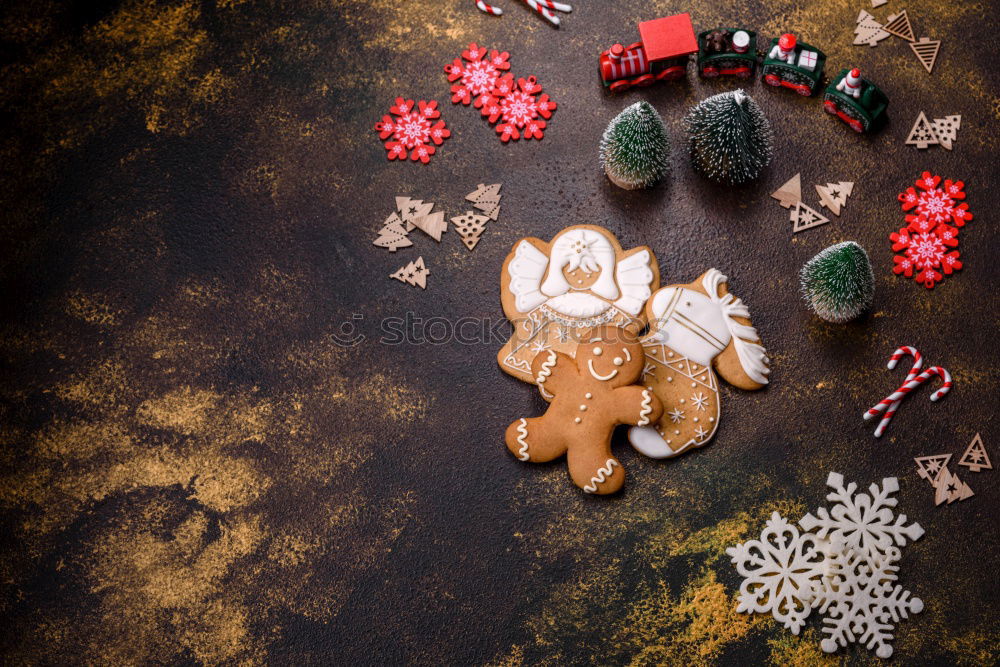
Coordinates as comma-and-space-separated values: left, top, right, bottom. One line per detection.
823, 68, 889, 133
696, 28, 757, 79
761, 35, 826, 96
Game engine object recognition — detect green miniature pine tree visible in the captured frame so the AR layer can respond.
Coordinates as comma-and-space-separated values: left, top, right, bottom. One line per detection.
800, 241, 874, 322
599, 101, 670, 190
685, 89, 772, 185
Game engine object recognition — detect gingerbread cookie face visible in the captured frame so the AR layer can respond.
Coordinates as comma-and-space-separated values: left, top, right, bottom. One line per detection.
506, 325, 663, 494
628, 269, 769, 459
498, 225, 659, 387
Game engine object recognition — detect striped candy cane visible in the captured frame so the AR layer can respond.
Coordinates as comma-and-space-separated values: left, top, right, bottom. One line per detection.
475, 0, 502, 15
522, 0, 560, 26
864, 366, 952, 437
534, 0, 573, 11
874, 346, 923, 437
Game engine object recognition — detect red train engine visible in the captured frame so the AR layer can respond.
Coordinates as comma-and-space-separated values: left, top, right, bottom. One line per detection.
600, 13, 699, 93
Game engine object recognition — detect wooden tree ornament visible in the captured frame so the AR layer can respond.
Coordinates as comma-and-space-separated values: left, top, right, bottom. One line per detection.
373, 212, 413, 252
910, 37, 941, 73
883, 10, 915, 42
958, 433, 992, 472
451, 211, 489, 250
790, 201, 830, 233
905, 112, 939, 149
871, 0, 888, 6
466, 183, 502, 221
815, 182, 854, 216
931, 115, 961, 150
914, 453, 951, 484
933, 466, 974, 505
771, 173, 802, 209
412, 210, 447, 241
854, 10, 891, 47
395, 196, 434, 231
390, 256, 430, 288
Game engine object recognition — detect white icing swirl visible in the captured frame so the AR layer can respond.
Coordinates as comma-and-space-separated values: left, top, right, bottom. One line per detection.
638, 389, 653, 426
583, 459, 619, 494
515, 418, 529, 461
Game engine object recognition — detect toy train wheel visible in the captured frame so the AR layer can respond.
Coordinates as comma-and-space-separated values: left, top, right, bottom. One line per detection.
849, 119, 864, 133
609, 80, 632, 93
765, 74, 781, 87
662, 65, 686, 80
796, 85, 812, 96
824, 100, 838, 115
736, 68, 751, 79
635, 74, 656, 87
702, 66, 719, 78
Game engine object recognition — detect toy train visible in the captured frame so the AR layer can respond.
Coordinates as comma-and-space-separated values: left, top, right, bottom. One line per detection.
599, 14, 889, 133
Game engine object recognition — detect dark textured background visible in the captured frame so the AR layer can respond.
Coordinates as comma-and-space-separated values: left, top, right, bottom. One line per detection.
1, 0, 998, 664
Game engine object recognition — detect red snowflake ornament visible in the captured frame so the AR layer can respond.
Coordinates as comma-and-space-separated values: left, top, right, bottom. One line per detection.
444, 42, 511, 107
898, 171, 972, 226
890, 226, 961, 289
374, 98, 450, 164
445, 43, 557, 143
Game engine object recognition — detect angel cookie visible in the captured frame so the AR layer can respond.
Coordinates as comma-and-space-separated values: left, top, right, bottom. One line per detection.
628, 269, 769, 459
498, 225, 659, 387
505, 325, 663, 494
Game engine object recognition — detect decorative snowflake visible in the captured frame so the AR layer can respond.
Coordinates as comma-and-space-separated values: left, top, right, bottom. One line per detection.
444, 42, 511, 107
898, 171, 972, 227
690, 392, 709, 411
726, 512, 827, 634
642, 362, 656, 379
812, 545, 923, 658
445, 44, 557, 143
890, 226, 962, 289
373, 98, 450, 164
529, 339, 550, 354
799, 473, 924, 565
694, 425, 709, 440
667, 408, 685, 423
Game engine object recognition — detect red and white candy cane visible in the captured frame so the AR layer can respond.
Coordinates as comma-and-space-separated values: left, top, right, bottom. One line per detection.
522, 0, 560, 26
533, 0, 573, 11
874, 346, 923, 437
864, 364, 952, 436
475, 0, 502, 16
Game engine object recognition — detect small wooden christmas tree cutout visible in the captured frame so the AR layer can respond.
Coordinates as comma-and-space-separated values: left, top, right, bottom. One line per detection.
790, 201, 830, 232
815, 182, 855, 216
396, 196, 434, 232
883, 10, 915, 42
390, 256, 429, 289
910, 37, 941, 73
931, 115, 961, 150
412, 210, 447, 241
771, 173, 802, 209
450, 211, 489, 250
905, 112, 939, 149
933, 466, 974, 505
373, 212, 413, 252
958, 433, 992, 472
871, 0, 888, 7
854, 10, 891, 47
915, 453, 951, 484
466, 183, 502, 221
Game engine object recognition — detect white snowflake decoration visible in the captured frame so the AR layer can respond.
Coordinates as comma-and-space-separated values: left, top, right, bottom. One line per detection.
799, 472, 924, 564
812, 545, 923, 658
728, 472, 926, 659
726, 512, 826, 634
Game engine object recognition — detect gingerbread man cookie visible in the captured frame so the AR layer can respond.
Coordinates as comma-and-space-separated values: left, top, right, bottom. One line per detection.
498, 225, 659, 388
628, 269, 769, 459
505, 325, 663, 494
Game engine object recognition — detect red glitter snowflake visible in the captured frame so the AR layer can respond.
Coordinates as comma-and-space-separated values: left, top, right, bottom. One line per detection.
444, 43, 511, 107
898, 171, 972, 226
890, 226, 962, 289
374, 98, 450, 164
445, 43, 557, 143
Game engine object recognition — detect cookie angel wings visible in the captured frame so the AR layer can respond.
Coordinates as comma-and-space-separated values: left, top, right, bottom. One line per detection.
498, 225, 659, 386
628, 269, 770, 458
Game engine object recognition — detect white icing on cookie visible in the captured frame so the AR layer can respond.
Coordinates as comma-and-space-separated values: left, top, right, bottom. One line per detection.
536, 351, 557, 384
638, 388, 653, 426
515, 418, 530, 461
587, 359, 618, 381
583, 459, 619, 494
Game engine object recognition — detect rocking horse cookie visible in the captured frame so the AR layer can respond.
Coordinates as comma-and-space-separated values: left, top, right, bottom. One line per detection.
628, 269, 770, 458
498, 225, 659, 388
505, 325, 663, 494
